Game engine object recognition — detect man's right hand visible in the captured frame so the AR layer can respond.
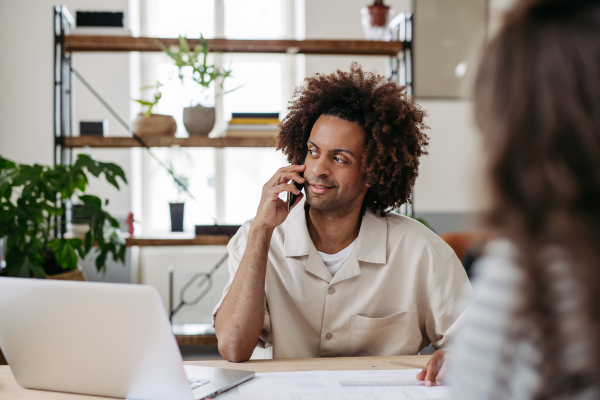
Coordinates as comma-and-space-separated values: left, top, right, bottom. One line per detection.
215, 164, 306, 362
254, 164, 305, 230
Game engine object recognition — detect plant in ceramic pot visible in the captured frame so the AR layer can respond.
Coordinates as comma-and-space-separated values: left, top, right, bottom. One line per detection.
0, 154, 127, 279
149, 146, 193, 232
131, 82, 177, 137
159, 36, 235, 136
361, 0, 394, 40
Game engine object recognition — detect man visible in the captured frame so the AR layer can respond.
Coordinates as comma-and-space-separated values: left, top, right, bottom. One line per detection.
213, 63, 473, 385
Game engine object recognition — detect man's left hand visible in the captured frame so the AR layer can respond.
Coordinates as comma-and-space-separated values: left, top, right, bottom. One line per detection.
416, 349, 446, 387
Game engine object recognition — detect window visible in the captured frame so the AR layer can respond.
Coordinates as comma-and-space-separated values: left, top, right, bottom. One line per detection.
140, 0, 293, 233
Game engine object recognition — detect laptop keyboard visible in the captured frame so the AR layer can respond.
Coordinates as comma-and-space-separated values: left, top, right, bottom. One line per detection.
189, 379, 211, 390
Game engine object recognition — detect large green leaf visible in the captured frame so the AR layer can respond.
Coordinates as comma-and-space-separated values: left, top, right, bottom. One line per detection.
79, 195, 102, 209
5, 249, 45, 278
48, 238, 79, 271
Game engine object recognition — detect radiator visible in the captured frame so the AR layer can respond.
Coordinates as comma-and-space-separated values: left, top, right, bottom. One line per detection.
138, 246, 231, 325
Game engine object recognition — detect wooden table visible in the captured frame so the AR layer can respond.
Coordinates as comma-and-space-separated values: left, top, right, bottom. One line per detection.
0, 355, 430, 399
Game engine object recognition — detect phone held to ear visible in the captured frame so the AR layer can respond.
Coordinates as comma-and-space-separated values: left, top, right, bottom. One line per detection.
287, 171, 304, 212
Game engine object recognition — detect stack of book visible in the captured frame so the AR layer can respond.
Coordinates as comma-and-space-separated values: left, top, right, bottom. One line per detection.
225, 112, 280, 138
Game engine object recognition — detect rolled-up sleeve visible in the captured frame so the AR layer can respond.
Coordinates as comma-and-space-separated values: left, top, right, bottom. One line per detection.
425, 253, 474, 349
211, 220, 272, 349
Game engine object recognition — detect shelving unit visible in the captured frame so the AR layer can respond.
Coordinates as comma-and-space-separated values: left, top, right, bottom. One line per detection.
62, 135, 276, 148
53, 5, 413, 240
125, 235, 230, 247
64, 35, 405, 56
54, 6, 412, 157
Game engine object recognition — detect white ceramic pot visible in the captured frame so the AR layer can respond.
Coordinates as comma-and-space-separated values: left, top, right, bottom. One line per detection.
131, 113, 177, 137
183, 105, 216, 136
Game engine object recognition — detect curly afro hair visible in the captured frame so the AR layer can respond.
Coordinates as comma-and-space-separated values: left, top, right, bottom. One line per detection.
276, 62, 429, 216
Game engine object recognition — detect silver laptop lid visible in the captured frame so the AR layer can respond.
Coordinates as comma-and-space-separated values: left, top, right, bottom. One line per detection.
0, 277, 194, 400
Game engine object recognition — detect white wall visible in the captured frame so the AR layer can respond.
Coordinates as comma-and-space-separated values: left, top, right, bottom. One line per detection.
301, 0, 516, 214
0, 0, 133, 219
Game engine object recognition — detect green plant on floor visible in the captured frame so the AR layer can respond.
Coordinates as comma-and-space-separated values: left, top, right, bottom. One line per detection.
133, 81, 163, 117
0, 154, 127, 278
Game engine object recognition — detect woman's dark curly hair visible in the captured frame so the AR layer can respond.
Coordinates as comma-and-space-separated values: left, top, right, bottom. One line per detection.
276, 62, 429, 216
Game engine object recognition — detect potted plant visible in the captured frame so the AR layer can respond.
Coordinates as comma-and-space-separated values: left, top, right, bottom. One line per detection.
155, 147, 193, 232
361, 0, 394, 40
131, 82, 177, 137
159, 35, 235, 136
0, 154, 127, 279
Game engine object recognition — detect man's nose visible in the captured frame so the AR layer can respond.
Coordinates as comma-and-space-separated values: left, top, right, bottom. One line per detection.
308, 155, 331, 177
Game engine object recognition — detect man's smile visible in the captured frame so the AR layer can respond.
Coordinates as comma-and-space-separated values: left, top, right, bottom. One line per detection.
308, 183, 335, 194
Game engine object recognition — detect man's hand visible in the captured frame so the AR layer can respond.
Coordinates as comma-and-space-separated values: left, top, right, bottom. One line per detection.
254, 164, 305, 230
416, 349, 446, 387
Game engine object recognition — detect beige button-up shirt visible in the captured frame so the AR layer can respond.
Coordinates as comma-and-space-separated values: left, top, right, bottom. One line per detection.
213, 198, 473, 359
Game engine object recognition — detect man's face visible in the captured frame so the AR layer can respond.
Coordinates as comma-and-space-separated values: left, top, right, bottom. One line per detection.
303, 115, 369, 214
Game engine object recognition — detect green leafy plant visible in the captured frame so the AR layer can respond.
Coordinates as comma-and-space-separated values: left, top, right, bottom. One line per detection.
158, 35, 238, 105
133, 81, 163, 117
0, 154, 127, 278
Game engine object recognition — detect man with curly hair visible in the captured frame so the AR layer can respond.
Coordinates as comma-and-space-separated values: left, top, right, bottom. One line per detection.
213, 63, 472, 384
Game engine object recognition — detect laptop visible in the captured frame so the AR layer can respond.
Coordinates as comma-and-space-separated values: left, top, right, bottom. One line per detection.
0, 277, 254, 400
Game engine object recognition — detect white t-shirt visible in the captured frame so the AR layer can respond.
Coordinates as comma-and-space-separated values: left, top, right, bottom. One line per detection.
317, 239, 357, 277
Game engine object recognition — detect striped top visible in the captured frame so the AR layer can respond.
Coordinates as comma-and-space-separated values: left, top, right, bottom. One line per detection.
449, 240, 600, 400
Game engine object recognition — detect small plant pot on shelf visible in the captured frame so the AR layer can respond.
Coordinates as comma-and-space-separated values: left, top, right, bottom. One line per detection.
361, 1, 393, 40
131, 113, 177, 137
367, 4, 390, 26
170, 202, 185, 232
183, 105, 215, 136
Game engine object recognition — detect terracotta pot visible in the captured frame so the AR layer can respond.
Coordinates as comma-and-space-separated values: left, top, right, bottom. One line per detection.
45, 267, 86, 281
183, 105, 215, 136
368, 4, 390, 27
131, 113, 177, 137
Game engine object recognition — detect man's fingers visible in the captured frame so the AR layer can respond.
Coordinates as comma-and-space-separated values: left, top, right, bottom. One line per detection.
424, 362, 439, 387
416, 358, 430, 381
415, 368, 427, 381
268, 182, 301, 197
275, 171, 305, 186
435, 359, 447, 386
266, 165, 306, 187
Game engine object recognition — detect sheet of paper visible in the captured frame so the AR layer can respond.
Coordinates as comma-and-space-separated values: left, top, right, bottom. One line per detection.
215, 369, 450, 400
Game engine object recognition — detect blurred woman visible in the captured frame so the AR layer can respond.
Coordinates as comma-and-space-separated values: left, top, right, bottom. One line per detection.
450, 0, 600, 398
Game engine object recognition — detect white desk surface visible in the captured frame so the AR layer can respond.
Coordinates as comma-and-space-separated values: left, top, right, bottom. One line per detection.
0, 355, 430, 399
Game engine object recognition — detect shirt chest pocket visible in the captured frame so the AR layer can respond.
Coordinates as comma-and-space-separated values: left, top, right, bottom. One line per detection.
349, 310, 422, 357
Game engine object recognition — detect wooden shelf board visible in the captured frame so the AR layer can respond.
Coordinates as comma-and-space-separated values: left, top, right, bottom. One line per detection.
63, 136, 276, 148
126, 235, 230, 247
176, 334, 218, 347
64, 36, 405, 56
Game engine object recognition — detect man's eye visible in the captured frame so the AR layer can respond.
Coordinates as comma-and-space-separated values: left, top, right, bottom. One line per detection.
334, 156, 346, 163
308, 149, 317, 156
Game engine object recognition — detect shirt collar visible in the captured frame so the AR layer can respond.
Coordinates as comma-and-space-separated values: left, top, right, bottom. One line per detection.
283, 197, 387, 265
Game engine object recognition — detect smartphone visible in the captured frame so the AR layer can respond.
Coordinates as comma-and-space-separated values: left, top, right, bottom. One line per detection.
286, 171, 304, 212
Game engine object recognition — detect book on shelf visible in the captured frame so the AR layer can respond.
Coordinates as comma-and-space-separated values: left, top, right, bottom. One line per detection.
229, 112, 280, 126
226, 124, 278, 131
231, 112, 279, 119
68, 27, 132, 36
225, 129, 279, 138
226, 112, 280, 137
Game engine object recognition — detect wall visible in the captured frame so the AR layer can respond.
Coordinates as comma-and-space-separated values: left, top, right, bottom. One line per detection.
0, 0, 136, 281
0, 0, 134, 220
302, 0, 514, 233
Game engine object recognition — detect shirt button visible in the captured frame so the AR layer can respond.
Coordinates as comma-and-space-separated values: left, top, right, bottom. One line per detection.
327, 287, 335, 295
325, 333, 333, 340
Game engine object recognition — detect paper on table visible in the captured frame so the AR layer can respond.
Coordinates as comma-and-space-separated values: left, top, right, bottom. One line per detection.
215, 369, 450, 400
